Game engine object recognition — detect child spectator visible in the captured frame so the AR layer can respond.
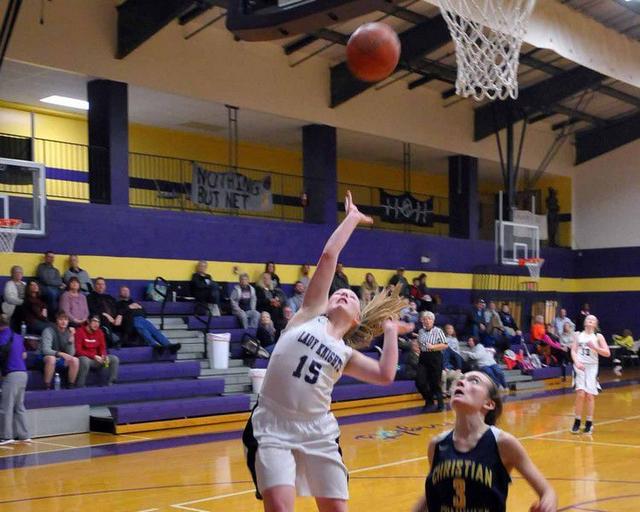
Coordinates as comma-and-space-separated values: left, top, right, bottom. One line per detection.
59, 277, 89, 327
74, 316, 119, 387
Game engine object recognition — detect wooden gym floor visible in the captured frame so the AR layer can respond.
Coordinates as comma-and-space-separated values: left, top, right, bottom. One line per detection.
0, 369, 638, 512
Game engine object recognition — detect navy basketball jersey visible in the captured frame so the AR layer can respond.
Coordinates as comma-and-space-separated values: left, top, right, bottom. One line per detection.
425, 427, 511, 512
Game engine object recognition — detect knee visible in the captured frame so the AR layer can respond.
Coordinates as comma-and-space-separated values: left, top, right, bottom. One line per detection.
79, 357, 90, 369
43, 355, 56, 367
69, 357, 79, 369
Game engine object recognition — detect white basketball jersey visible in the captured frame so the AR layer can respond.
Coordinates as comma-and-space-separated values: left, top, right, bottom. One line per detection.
259, 316, 354, 416
576, 331, 599, 365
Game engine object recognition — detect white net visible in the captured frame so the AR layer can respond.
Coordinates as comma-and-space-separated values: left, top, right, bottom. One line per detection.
524, 258, 544, 281
437, 0, 537, 100
0, 219, 21, 253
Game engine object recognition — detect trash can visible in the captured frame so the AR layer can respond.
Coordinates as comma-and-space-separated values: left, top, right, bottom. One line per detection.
248, 368, 267, 395
207, 332, 230, 370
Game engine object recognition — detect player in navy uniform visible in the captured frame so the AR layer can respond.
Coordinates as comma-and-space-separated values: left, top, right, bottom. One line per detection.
243, 191, 413, 512
413, 371, 557, 512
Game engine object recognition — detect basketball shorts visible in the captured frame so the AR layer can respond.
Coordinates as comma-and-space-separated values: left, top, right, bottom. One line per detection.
242, 397, 348, 500
574, 363, 599, 395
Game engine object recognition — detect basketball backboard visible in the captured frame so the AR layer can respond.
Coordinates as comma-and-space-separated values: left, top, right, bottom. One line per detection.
0, 157, 46, 236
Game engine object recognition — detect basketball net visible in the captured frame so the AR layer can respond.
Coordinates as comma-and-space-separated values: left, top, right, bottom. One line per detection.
519, 257, 544, 281
0, 219, 21, 254
436, 0, 537, 100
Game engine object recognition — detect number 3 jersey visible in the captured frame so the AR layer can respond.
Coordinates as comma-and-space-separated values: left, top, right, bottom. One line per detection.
259, 316, 354, 416
425, 427, 511, 512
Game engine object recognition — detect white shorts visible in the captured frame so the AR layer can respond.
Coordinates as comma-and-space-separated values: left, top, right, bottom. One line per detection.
242, 398, 348, 500
574, 364, 599, 395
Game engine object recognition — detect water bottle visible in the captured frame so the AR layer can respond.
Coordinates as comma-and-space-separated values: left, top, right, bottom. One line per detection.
103, 356, 110, 368
171, 290, 177, 302
20, 322, 26, 337
53, 373, 61, 391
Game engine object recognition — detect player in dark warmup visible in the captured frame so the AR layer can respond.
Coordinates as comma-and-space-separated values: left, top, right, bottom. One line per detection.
412, 371, 557, 512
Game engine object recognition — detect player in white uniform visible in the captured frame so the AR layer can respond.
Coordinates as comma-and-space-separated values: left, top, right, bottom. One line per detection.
243, 191, 413, 512
570, 315, 610, 434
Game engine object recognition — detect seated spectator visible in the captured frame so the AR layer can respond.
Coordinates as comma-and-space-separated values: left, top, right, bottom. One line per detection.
530, 315, 563, 366
299, 263, 311, 289
59, 277, 89, 327
411, 274, 433, 311
2, 265, 25, 324
117, 286, 181, 353
401, 299, 420, 325
468, 299, 488, 344
190, 260, 221, 316
553, 308, 575, 337
287, 281, 305, 313
547, 322, 570, 379
87, 278, 122, 348
75, 315, 119, 387
23, 281, 49, 335
360, 272, 379, 303
39, 312, 79, 389
397, 338, 420, 381
442, 324, 463, 397
330, 262, 350, 295
63, 254, 92, 293
463, 336, 507, 389
255, 272, 287, 331
0, 315, 30, 444
484, 301, 510, 354
498, 303, 520, 337
230, 273, 260, 329
265, 261, 281, 289
612, 329, 639, 354
257, 311, 277, 352
388, 267, 410, 297
36, 250, 65, 318
559, 321, 575, 350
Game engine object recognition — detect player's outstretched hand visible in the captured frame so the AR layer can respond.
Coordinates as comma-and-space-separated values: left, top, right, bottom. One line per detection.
383, 319, 414, 335
529, 495, 557, 512
345, 190, 373, 225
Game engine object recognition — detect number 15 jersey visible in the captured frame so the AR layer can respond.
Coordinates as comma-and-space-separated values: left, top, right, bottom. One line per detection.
259, 316, 354, 416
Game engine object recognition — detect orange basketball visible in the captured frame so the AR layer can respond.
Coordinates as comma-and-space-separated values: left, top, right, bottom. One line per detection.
346, 22, 401, 83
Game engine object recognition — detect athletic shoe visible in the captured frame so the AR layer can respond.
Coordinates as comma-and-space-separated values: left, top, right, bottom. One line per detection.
583, 422, 594, 435
168, 343, 181, 354
18, 438, 32, 443
0, 439, 14, 445
570, 419, 581, 434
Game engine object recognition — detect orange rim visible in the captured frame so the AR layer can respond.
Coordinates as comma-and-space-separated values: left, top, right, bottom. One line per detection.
0, 218, 21, 227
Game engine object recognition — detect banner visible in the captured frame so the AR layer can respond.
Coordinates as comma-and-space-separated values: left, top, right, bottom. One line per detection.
379, 190, 434, 226
191, 164, 273, 212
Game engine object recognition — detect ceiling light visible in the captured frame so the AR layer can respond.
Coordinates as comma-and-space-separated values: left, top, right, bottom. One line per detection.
40, 95, 89, 110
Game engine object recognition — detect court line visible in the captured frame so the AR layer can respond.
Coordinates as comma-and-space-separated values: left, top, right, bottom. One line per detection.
135, 509, 159, 512
31, 440, 78, 449
170, 414, 640, 511
530, 437, 640, 449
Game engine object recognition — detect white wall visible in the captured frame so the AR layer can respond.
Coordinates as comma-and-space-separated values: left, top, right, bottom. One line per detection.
4, 0, 576, 178
573, 138, 640, 249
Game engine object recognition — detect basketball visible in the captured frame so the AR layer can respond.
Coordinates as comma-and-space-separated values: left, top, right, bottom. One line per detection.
346, 22, 401, 83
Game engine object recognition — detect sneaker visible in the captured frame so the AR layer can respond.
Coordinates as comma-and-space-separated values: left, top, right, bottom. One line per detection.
18, 438, 32, 443
153, 344, 165, 355
168, 343, 181, 354
0, 439, 14, 446
571, 419, 581, 434
583, 422, 594, 435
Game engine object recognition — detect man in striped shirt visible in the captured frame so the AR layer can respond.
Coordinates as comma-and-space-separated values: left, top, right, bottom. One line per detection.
416, 311, 448, 412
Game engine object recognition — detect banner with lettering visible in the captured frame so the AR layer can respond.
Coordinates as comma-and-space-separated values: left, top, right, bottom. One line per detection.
379, 189, 434, 226
191, 164, 273, 212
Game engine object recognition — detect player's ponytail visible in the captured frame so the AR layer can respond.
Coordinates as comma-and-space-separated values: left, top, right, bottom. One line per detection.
484, 379, 503, 426
344, 285, 408, 349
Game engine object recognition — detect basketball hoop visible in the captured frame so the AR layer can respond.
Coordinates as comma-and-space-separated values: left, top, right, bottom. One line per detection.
436, 0, 537, 100
518, 257, 544, 281
0, 219, 22, 254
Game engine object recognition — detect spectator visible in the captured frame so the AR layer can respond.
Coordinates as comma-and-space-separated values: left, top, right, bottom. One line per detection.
190, 260, 221, 316
411, 274, 433, 311
117, 286, 181, 353
255, 272, 287, 331
87, 278, 122, 348
531, 315, 563, 366
463, 336, 507, 389
230, 273, 260, 329
0, 315, 30, 445
360, 272, 379, 303
416, 311, 448, 412
441, 324, 464, 397
401, 299, 420, 325
36, 250, 65, 317
469, 299, 488, 342
63, 254, 92, 293
397, 339, 420, 381
287, 281, 305, 313
257, 311, 277, 351
559, 322, 575, 350
484, 301, 510, 354
330, 262, 350, 295
2, 265, 25, 323
554, 308, 575, 337
612, 329, 638, 354
265, 261, 281, 289
75, 315, 119, 387
23, 281, 49, 335
59, 277, 89, 327
388, 267, 410, 297
299, 264, 311, 289
547, 322, 570, 379
39, 312, 79, 389
575, 303, 591, 331
499, 304, 519, 337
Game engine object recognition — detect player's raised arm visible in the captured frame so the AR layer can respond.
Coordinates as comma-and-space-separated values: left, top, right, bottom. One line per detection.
289, 191, 372, 327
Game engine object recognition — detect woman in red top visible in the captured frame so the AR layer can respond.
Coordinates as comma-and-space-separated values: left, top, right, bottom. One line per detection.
74, 316, 119, 387
530, 315, 563, 366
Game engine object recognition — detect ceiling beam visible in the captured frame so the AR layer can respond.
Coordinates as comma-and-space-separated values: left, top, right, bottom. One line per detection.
330, 15, 450, 107
575, 110, 640, 164
474, 66, 606, 140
